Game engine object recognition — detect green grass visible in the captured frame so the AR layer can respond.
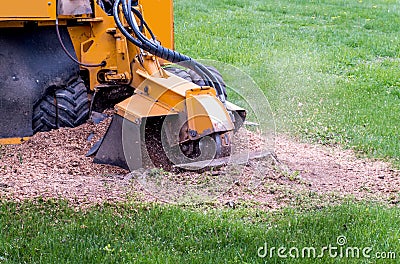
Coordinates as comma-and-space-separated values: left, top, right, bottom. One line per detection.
0, 200, 399, 263
174, 0, 400, 164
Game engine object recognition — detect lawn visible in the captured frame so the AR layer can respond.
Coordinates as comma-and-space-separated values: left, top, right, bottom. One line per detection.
174, 0, 400, 164
0, 201, 399, 263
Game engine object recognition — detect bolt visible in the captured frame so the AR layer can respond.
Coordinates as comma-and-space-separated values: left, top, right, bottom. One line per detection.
189, 130, 197, 138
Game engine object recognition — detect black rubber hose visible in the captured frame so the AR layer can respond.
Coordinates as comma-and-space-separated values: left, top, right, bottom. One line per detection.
55, 19, 106, 68
130, 8, 156, 41
112, 1, 142, 48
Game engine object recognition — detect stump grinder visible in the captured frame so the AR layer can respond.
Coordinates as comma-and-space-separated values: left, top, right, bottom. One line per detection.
0, 0, 248, 171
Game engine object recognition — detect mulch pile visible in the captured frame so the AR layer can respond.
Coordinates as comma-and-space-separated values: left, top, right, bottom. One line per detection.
0, 116, 399, 209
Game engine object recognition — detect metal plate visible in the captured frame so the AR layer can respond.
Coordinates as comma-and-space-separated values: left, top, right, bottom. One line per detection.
0, 0, 56, 20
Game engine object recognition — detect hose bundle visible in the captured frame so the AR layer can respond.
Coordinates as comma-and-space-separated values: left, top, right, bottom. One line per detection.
112, 0, 226, 103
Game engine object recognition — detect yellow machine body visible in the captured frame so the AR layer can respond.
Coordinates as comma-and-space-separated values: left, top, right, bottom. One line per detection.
0, 0, 57, 22
0, 0, 175, 143
0, 0, 173, 47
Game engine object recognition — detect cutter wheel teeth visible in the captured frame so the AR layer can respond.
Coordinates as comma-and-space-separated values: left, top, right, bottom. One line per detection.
144, 120, 232, 172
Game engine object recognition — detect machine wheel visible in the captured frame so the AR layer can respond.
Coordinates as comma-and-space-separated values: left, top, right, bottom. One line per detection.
187, 65, 228, 98
33, 78, 89, 133
164, 65, 227, 98
163, 66, 192, 82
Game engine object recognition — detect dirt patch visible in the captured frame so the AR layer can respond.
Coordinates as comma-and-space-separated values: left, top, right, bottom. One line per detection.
275, 136, 400, 204
0, 118, 399, 209
220, 135, 400, 210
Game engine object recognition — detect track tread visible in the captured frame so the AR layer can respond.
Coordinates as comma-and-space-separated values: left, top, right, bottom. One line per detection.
33, 94, 57, 133
32, 78, 89, 133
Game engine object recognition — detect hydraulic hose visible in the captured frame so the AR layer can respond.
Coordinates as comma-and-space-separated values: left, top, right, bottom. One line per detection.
113, 0, 226, 103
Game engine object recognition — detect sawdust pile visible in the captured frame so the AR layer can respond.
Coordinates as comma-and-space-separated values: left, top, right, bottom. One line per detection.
0, 116, 399, 209
0, 117, 134, 206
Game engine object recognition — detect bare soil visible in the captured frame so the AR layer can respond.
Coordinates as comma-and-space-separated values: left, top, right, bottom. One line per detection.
0, 117, 399, 209
222, 136, 400, 210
